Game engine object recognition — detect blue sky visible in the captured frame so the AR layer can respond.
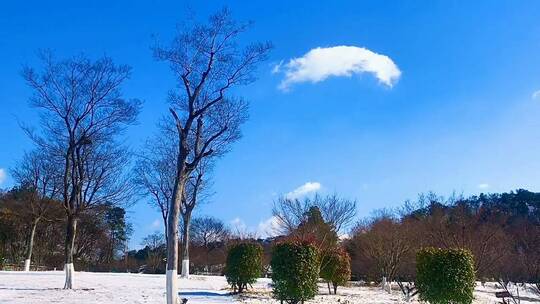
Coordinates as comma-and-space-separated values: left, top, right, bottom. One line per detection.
1, 1, 540, 248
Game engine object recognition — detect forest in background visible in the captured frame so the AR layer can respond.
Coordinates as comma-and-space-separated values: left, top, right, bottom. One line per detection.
1, 186, 538, 285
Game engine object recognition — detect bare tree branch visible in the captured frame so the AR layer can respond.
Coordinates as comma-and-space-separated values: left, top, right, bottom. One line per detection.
22, 52, 140, 289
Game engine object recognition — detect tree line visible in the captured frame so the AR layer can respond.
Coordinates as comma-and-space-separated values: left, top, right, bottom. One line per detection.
0, 187, 130, 272
2, 179, 539, 290
132, 188, 539, 288
345, 189, 540, 285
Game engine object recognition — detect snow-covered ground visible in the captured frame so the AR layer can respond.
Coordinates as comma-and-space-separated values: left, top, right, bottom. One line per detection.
0, 271, 538, 304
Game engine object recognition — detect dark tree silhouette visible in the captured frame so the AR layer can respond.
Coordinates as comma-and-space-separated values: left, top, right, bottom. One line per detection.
22, 52, 141, 288
273, 194, 357, 236
191, 216, 229, 272
11, 149, 61, 271
152, 8, 271, 303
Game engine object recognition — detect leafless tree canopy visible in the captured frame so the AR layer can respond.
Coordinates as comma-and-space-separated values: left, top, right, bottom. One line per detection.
349, 214, 415, 282
11, 149, 62, 217
272, 194, 357, 236
22, 52, 141, 213
153, 8, 271, 171
22, 51, 141, 288
9, 149, 63, 270
141, 232, 166, 274
346, 190, 540, 284
181, 159, 214, 217
141, 232, 166, 251
133, 124, 177, 239
191, 216, 230, 247
152, 8, 271, 293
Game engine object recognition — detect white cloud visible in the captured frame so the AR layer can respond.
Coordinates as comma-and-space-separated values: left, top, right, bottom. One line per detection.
275, 45, 401, 91
478, 183, 490, 190
0, 169, 6, 185
230, 217, 247, 231
256, 216, 280, 238
271, 61, 283, 74
149, 219, 161, 230
227, 217, 281, 239
286, 182, 321, 199
532, 90, 540, 100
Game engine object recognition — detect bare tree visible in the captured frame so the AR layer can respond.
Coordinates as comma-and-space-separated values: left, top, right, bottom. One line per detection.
134, 125, 177, 244
191, 216, 230, 272
22, 52, 141, 289
136, 122, 214, 277
153, 8, 271, 303
11, 149, 61, 271
350, 214, 414, 290
417, 198, 510, 278
273, 194, 356, 279
273, 194, 357, 236
141, 232, 166, 274
319, 194, 358, 233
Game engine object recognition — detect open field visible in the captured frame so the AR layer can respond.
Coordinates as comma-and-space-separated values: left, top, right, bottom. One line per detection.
0, 271, 537, 304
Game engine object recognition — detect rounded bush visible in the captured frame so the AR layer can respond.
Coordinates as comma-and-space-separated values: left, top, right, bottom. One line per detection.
271, 242, 320, 304
416, 247, 476, 304
225, 242, 263, 293
320, 247, 351, 294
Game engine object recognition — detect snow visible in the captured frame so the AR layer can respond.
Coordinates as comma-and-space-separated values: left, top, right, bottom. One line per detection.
0, 271, 538, 303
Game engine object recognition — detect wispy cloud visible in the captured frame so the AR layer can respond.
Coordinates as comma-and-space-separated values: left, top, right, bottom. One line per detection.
230, 217, 247, 231
149, 219, 161, 230
478, 183, 490, 190
256, 216, 280, 238
532, 90, 540, 100
271, 60, 283, 74
274, 45, 401, 91
227, 217, 281, 239
0, 169, 6, 185
286, 182, 321, 199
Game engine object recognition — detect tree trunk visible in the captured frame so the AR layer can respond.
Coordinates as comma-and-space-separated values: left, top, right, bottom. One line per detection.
333, 282, 338, 295
205, 244, 210, 274
64, 215, 77, 289
181, 212, 191, 279
166, 178, 185, 304
327, 281, 331, 294
124, 240, 129, 272
163, 217, 169, 247
24, 218, 39, 272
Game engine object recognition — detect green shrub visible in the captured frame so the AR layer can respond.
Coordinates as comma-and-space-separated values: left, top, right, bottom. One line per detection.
271, 242, 320, 304
320, 247, 351, 294
225, 242, 263, 293
416, 247, 476, 304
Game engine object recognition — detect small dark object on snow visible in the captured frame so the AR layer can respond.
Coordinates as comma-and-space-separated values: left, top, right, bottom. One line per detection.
181, 298, 188, 304
495, 291, 512, 304
496, 291, 512, 298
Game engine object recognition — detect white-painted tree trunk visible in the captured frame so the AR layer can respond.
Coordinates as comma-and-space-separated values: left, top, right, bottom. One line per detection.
63, 216, 77, 289
24, 259, 31, 272
63, 263, 74, 289
181, 259, 190, 279
404, 290, 412, 302
166, 270, 178, 304
381, 276, 392, 293
166, 179, 183, 304
180, 211, 191, 280
24, 219, 38, 272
